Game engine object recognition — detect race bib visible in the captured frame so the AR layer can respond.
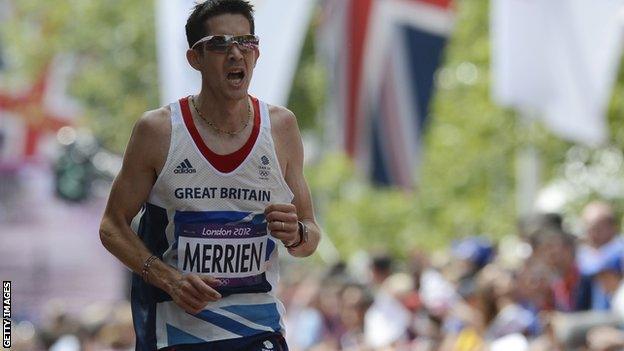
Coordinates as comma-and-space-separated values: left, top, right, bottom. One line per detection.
174, 211, 272, 295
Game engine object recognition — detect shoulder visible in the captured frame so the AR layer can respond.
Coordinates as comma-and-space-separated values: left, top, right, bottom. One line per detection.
125, 106, 171, 172
267, 104, 303, 168
133, 105, 172, 139
267, 104, 299, 137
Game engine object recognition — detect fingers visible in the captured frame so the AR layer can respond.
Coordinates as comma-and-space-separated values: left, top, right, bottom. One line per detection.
264, 203, 296, 215
269, 226, 298, 245
171, 274, 222, 315
265, 204, 299, 244
265, 211, 298, 223
265, 208, 298, 232
200, 274, 222, 288
180, 279, 205, 301
270, 232, 297, 245
176, 298, 203, 315
267, 220, 298, 233
174, 282, 207, 314
188, 274, 222, 300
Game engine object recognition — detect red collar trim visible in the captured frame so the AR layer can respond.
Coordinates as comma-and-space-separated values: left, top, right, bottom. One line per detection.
179, 96, 261, 173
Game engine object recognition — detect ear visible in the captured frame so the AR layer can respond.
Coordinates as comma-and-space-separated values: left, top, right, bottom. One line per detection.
186, 49, 202, 71
253, 48, 260, 67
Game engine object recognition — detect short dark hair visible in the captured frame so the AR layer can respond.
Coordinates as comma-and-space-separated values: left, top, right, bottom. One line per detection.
371, 254, 393, 273
185, 0, 255, 48
534, 227, 577, 252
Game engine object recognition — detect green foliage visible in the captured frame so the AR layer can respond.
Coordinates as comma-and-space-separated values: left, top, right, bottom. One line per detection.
609, 44, 624, 147
1, 0, 158, 153
287, 12, 325, 131
305, 154, 451, 257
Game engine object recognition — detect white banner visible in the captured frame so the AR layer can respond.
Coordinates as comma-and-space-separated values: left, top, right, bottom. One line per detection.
155, 0, 197, 106
491, 0, 624, 146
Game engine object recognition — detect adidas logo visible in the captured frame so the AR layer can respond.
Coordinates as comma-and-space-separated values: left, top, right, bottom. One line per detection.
174, 159, 197, 174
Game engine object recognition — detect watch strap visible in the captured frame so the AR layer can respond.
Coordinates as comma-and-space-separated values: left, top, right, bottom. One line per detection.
285, 221, 308, 249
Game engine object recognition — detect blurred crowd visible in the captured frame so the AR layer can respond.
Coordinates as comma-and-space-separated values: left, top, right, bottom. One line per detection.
9, 300, 134, 351
281, 200, 624, 351
10, 200, 624, 351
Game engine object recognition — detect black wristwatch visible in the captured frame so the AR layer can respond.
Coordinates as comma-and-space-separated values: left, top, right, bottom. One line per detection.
285, 221, 308, 249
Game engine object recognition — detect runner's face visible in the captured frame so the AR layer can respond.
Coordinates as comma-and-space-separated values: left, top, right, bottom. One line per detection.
197, 14, 258, 100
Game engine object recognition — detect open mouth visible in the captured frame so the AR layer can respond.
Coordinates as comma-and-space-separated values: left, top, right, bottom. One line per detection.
226, 69, 246, 85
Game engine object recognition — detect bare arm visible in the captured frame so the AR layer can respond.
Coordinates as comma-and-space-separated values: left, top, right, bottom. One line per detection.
99, 109, 165, 275
266, 106, 321, 257
99, 108, 220, 313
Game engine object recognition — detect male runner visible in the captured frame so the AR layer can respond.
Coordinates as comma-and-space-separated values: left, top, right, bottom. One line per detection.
99, 1, 320, 349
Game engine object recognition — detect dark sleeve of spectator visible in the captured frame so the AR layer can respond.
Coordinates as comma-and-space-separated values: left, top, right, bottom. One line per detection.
575, 274, 594, 311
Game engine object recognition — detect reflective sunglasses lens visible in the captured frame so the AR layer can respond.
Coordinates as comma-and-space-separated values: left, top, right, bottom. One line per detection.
204, 36, 229, 52
197, 35, 259, 52
235, 35, 259, 50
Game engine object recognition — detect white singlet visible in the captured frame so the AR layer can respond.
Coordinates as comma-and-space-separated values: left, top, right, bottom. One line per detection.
131, 95, 293, 350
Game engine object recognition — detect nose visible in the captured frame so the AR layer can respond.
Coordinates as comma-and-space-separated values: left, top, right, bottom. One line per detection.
226, 44, 244, 62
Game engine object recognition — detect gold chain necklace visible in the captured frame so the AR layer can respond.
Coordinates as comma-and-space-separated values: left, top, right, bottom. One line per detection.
190, 96, 251, 136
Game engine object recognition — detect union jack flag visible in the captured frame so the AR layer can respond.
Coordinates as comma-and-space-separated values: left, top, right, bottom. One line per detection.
318, 0, 454, 189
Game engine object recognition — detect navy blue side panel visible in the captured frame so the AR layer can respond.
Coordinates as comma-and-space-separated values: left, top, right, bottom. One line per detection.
132, 202, 172, 351
265, 239, 275, 261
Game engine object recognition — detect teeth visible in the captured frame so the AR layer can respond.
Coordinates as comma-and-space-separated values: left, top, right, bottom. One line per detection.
226, 69, 245, 85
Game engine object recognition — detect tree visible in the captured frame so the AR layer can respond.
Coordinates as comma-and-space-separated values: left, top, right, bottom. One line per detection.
1, 0, 158, 152
4, 1, 624, 258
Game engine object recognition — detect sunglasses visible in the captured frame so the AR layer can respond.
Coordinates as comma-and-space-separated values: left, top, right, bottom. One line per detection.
191, 34, 260, 53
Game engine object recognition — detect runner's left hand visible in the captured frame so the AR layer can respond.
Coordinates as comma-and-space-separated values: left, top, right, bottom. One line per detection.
264, 203, 298, 246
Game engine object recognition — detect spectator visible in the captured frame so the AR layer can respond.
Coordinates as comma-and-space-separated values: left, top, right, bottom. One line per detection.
482, 265, 536, 340
364, 273, 412, 349
369, 252, 394, 288
517, 212, 564, 250
577, 201, 624, 310
339, 283, 374, 350
593, 255, 624, 318
533, 229, 588, 312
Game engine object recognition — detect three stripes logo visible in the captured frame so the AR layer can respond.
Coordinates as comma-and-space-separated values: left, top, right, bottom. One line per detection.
174, 159, 197, 174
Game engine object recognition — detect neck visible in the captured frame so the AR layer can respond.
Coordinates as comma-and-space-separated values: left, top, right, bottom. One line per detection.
194, 88, 249, 130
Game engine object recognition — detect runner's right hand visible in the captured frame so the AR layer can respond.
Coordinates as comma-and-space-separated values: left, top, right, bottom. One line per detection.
167, 273, 222, 314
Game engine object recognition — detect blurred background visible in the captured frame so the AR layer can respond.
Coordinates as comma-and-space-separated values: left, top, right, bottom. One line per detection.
3, 0, 624, 350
